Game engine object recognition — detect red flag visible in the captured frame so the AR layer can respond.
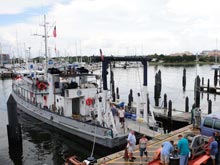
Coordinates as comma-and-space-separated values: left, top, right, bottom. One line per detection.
53, 26, 57, 38
100, 49, 104, 61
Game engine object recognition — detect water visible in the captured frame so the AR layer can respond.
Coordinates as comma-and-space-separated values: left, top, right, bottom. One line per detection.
0, 64, 219, 164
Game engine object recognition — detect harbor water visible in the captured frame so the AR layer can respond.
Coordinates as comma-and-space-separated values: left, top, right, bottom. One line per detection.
0, 64, 220, 164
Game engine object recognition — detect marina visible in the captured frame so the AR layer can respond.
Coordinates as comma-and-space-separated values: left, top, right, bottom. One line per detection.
96, 125, 209, 165
2, 64, 220, 164
2, 1, 220, 164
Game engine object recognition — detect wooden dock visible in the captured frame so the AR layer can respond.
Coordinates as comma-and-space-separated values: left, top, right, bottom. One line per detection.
96, 125, 200, 165
200, 85, 220, 94
153, 107, 191, 123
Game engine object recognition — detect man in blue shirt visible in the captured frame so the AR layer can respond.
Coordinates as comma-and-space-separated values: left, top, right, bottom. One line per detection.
209, 136, 218, 165
160, 140, 174, 165
177, 134, 190, 165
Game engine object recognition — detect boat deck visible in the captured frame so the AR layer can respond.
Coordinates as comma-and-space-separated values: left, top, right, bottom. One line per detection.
115, 116, 161, 138
97, 125, 202, 165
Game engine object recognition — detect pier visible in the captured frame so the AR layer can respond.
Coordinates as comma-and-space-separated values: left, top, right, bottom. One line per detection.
200, 85, 220, 94
97, 125, 201, 165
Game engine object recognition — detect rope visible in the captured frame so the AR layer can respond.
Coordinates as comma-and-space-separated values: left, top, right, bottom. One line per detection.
90, 123, 97, 157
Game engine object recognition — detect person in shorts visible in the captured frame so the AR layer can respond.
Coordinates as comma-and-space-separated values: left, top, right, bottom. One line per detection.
118, 106, 125, 128
139, 134, 148, 165
160, 140, 174, 165
127, 130, 136, 162
209, 136, 218, 165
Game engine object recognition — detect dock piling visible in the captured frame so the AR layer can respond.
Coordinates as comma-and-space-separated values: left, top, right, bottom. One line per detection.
194, 76, 200, 108
185, 96, 189, 112
154, 73, 160, 106
163, 94, 167, 109
214, 70, 218, 87
182, 68, 186, 91
116, 87, 120, 100
168, 100, 172, 118
208, 99, 212, 114
6, 94, 22, 164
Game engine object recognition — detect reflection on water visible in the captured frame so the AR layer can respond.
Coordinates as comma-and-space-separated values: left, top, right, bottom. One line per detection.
1, 65, 220, 164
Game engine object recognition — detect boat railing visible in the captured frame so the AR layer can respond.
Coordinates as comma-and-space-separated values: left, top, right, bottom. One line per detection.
13, 87, 115, 137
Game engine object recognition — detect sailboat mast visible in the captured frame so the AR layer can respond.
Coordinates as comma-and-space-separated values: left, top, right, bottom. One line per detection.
44, 15, 48, 73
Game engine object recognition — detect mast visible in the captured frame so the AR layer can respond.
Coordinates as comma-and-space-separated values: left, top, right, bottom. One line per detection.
0, 42, 2, 66
44, 15, 48, 73
33, 14, 48, 74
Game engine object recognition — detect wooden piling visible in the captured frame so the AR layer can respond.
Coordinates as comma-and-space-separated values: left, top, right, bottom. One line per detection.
182, 68, 186, 91
154, 73, 160, 106
147, 94, 150, 114
207, 79, 210, 93
168, 100, 172, 118
194, 76, 200, 108
185, 96, 189, 113
110, 70, 115, 102
7, 94, 22, 164
128, 89, 133, 107
164, 94, 167, 109
7, 95, 22, 144
158, 70, 162, 93
214, 70, 218, 87
208, 99, 212, 114
116, 87, 120, 100
168, 100, 172, 131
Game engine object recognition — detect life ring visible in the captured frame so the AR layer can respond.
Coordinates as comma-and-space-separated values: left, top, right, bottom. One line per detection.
86, 98, 93, 106
38, 82, 47, 90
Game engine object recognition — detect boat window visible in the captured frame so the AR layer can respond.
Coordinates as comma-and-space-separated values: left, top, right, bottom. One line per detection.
55, 82, 59, 88
213, 120, 220, 130
203, 118, 213, 128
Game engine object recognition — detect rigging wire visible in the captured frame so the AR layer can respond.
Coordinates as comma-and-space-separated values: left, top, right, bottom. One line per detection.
90, 115, 97, 157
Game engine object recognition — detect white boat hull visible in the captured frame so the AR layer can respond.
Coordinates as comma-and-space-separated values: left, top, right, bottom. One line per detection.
12, 91, 128, 148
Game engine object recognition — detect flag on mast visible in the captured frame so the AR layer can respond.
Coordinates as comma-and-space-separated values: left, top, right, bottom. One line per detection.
100, 49, 104, 61
53, 26, 57, 38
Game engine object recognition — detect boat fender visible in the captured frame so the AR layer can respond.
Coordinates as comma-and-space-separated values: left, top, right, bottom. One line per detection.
38, 82, 47, 90
86, 98, 93, 106
50, 116, 53, 120
43, 96, 47, 101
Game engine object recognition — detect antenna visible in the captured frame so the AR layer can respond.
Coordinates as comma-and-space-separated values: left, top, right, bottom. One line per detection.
32, 15, 52, 74
216, 38, 218, 64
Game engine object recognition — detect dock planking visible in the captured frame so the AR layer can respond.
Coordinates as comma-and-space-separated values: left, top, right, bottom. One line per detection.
97, 125, 200, 165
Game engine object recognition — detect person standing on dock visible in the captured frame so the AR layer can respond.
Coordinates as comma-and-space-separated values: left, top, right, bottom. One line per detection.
208, 136, 218, 165
127, 130, 136, 162
214, 132, 220, 163
111, 104, 117, 125
118, 106, 125, 128
139, 134, 148, 164
160, 140, 174, 165
177, 134, 190, 165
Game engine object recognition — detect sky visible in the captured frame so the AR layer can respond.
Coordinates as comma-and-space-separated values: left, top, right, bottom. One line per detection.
1, 0, 220, 58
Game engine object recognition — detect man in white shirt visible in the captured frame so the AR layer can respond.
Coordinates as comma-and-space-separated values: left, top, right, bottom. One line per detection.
127, 130, 136, 162
118, 106, 125, 128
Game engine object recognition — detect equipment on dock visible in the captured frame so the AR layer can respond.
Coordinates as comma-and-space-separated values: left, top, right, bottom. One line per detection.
185, 133, 205, 160
148, 133, 209, 165
65, 156, 97, 165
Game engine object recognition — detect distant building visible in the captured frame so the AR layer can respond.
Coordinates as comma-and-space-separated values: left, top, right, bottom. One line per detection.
169, 51, 193, 56
200, 50, 220, 56
0, 54, 10, 65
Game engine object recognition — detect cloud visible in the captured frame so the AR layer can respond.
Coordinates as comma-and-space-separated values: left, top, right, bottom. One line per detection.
1, 0, 220, 57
